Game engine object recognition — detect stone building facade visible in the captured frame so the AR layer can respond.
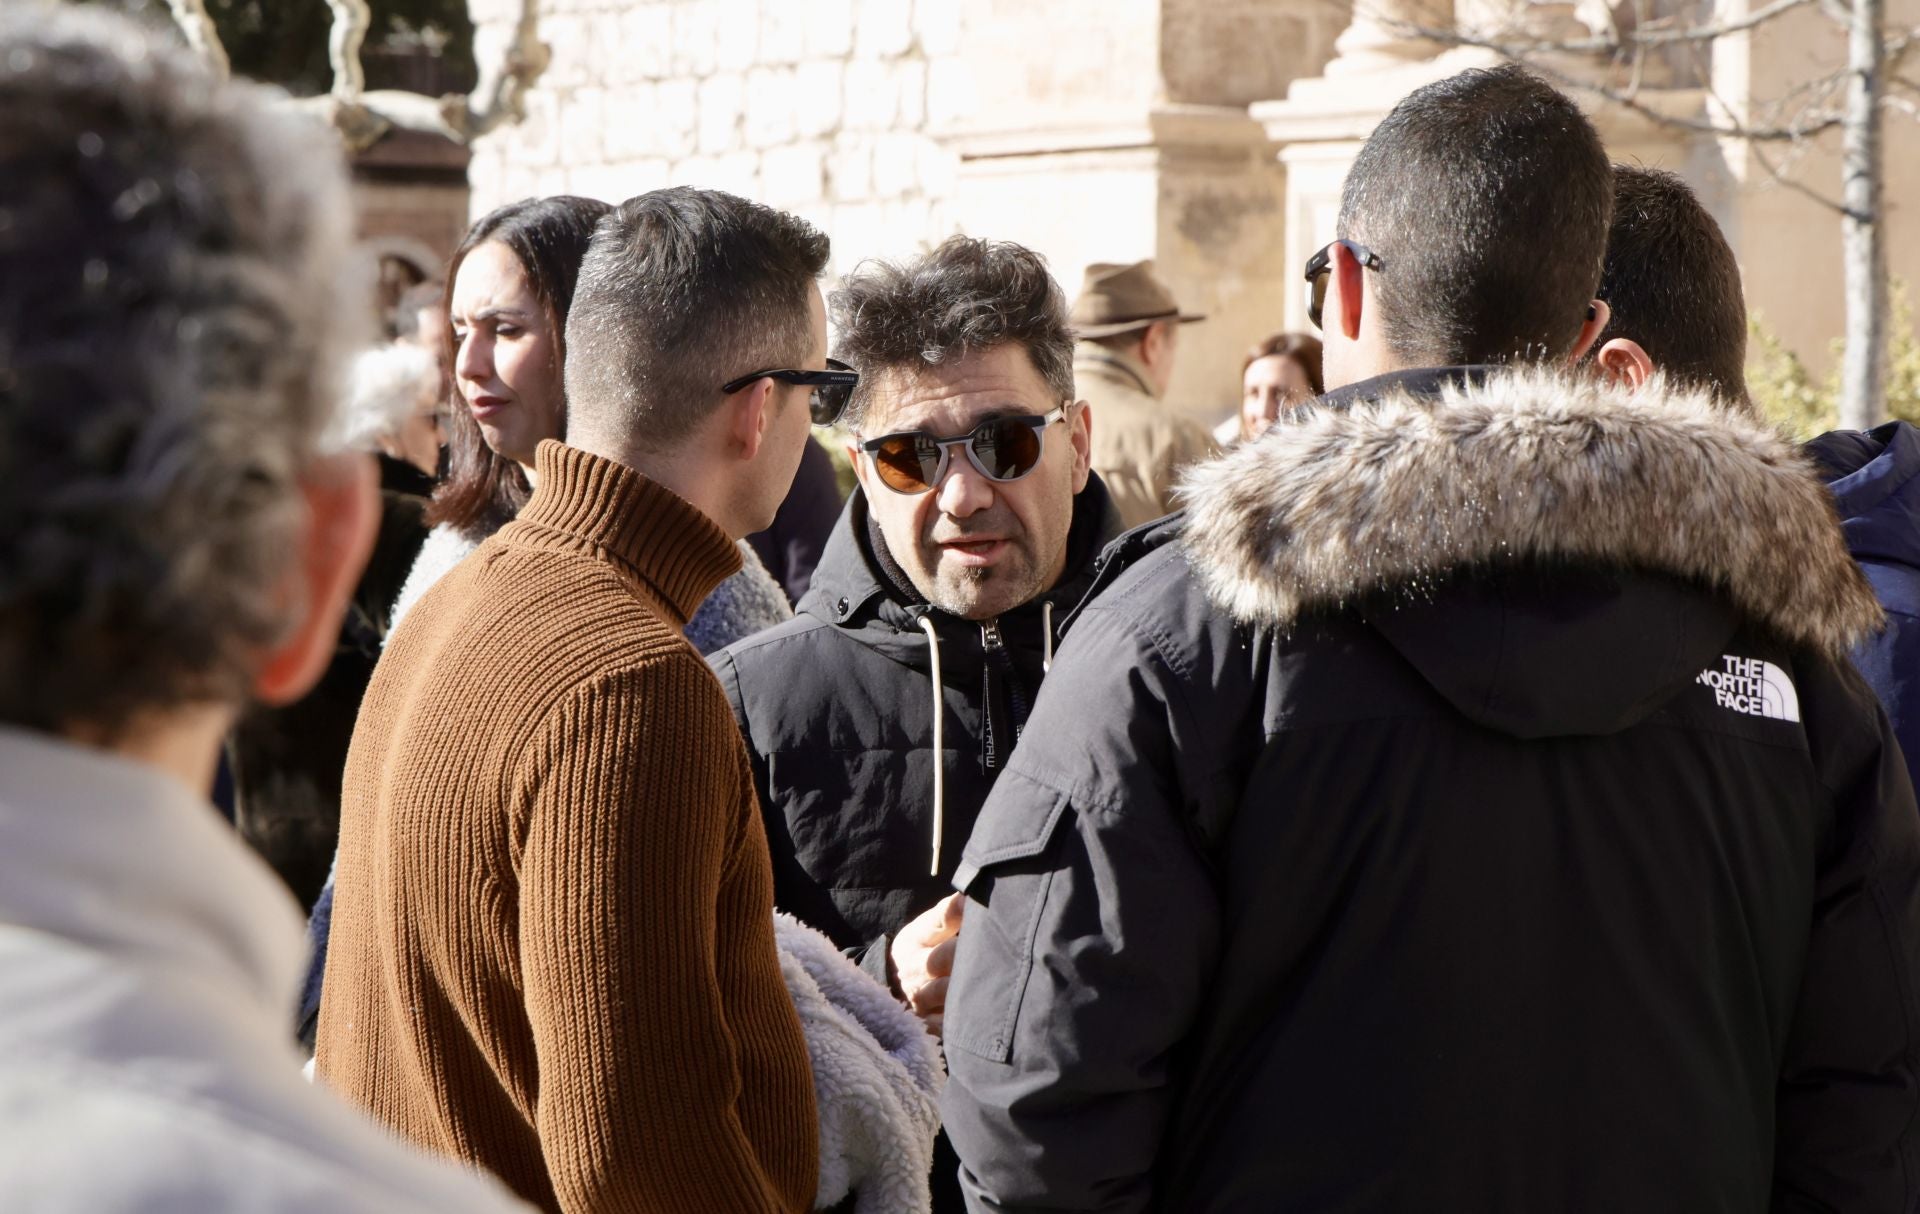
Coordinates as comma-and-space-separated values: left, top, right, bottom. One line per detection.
463, 0, 1920, 424
466, 0, 965, 277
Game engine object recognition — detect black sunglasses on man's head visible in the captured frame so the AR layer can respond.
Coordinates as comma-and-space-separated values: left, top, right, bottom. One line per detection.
1303, 239, 1385, 330
721, 357, 860, 427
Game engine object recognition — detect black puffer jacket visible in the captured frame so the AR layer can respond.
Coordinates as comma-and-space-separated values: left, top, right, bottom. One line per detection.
710, 474, 1121, 983
941, 369, 1920, 1213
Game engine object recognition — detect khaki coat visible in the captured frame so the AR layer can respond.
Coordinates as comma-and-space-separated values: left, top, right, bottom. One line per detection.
1076, 345, 1219, 530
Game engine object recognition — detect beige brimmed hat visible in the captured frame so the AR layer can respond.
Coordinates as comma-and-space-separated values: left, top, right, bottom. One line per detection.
1068, 260, 1207, 338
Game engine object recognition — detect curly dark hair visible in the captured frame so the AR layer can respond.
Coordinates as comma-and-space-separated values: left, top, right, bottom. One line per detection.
829, 235, 1076, 431
0, 5, 362, 738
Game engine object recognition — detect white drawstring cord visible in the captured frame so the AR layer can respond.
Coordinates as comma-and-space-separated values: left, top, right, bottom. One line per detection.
1042, 601, 1055, 673
918, 614, 946, 877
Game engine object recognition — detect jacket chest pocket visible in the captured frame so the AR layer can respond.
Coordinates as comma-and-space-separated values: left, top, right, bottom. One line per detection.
769, 747, 956, 888
946, 779, 1071, 1064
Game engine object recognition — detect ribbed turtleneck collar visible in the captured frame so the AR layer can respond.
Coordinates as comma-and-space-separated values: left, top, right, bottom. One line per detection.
515, 440, 743, 626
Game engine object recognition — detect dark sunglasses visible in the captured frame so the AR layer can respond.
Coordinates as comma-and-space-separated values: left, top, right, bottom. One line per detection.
1303, 239, 1385, 330
860, 406, 1067, 496
721, 357, 861, 426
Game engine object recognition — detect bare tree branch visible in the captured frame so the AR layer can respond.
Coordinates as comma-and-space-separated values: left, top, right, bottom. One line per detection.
1426, 0, 1817, 54
1608, 0, 1817, 46
326, 0, 371, 102
1373, 10, 1851, 139
1885, 24, 1920, 68
167, 0, 551, 153
460, 0, 551, 142
1746, 125, 1852, 215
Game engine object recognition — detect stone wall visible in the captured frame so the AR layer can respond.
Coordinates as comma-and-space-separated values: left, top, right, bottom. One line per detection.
467, 0, 966, 275
466, 0, 1920, 425
465, 0, 1338, 427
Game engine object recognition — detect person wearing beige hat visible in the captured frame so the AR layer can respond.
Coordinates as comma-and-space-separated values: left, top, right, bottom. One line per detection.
1070, 259, 1219, 529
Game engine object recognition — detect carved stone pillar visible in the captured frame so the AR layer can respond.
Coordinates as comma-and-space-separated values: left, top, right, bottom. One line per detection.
941, 0, 1338, 426
1321, 0, 1455, 77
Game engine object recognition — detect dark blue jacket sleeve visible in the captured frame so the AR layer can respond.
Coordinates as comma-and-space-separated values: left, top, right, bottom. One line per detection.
1848, 582, 1919, 795
939, 602, 1222, 1213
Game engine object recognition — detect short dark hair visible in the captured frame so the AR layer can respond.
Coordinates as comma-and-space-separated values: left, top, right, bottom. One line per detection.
429, 195, 611, 539
1597, 165, 1751, 407
563, 187, 830, 453
0, 5, 359, 736
1243, 331, 1326, 395
832, 236, 1076, 431
1338, 65, 1612, 366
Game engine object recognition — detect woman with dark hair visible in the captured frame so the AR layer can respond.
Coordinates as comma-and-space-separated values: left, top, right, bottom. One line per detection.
389, 194, 790, 643
390, 195, 604, 621
1236, 330, 1324, 443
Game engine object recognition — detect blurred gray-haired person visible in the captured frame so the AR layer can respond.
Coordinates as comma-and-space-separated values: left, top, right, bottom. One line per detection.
0, 6, 526, 1208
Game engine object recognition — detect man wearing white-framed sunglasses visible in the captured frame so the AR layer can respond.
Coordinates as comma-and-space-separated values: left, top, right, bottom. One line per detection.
709, 234, 1124, 1214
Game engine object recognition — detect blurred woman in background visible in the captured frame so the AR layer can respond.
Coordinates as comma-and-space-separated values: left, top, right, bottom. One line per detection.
1238, 331, 1323, 443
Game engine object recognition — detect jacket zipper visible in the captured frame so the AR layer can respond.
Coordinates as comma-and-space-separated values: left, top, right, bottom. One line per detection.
980, 618, 1004, 770
980, 618, 1005, 653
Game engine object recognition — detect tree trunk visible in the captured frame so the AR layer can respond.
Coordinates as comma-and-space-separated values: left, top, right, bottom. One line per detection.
1839, 0, 1887, 430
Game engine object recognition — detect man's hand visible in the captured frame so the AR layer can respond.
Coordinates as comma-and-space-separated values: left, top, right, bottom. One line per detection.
891, 892, 965, 1038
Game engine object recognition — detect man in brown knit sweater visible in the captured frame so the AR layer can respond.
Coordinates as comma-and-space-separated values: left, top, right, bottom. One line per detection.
317, 188, 836, 1212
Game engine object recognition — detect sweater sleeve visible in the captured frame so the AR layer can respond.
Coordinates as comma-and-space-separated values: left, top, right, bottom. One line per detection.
516, 655, 815, 1214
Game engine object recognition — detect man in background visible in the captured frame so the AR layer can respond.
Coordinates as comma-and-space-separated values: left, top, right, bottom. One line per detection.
1590, 164, 1752, 408
1070, 260, 1217, 528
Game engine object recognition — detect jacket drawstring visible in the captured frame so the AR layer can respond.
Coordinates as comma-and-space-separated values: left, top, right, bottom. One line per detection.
917, 614, 946, 877
1042, 601, 1055, 673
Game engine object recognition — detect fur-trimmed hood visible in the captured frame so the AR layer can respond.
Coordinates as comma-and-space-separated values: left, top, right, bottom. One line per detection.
1182, 368, 1882, 661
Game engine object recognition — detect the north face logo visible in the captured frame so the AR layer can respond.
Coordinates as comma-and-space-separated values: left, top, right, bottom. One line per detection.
1696, 655, 1801, 722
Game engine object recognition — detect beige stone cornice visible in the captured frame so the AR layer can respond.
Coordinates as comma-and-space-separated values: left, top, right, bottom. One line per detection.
946, 104, 1275, 163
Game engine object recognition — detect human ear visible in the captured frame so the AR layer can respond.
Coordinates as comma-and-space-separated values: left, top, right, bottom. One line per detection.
1593, 336, 1656, 392
1068, 399, 1093, 492
847, 436, 872, 497
1568, 299, 1612, 363
251, 452, 379, 706
1143, 321, 1170, 366
727, 378, 779, 462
